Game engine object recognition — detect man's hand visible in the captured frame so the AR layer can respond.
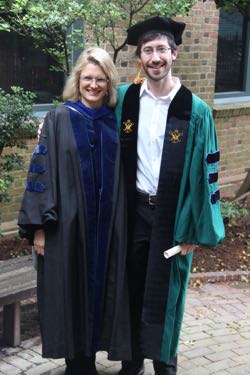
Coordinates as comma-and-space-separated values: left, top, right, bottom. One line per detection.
180, 243, 199, 256
34, 229, 45, 256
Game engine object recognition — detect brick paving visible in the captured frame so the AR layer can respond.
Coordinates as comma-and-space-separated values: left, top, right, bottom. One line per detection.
0, 280, 250, 375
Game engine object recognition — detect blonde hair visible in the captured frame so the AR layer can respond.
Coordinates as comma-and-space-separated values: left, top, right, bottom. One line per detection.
63, 47, 118, 107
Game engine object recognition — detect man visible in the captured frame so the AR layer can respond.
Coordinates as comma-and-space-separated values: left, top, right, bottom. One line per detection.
115, 16, 225, 375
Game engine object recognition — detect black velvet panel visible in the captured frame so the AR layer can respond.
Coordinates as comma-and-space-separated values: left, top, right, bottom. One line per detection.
206, 151, 220, 164
208, 171, 218, 184
120, 84, 141, 240
142, 86, 192, 359
210, 189, 220, 204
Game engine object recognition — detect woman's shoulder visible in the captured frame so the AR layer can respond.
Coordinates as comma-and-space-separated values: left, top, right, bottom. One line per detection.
45, 104, 69, 121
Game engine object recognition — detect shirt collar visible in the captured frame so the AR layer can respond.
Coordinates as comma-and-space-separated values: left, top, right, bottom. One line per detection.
139, 78, 181, 103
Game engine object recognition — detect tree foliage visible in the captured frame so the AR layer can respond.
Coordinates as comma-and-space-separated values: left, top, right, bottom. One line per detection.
204, 0, 250, 20
0, 86, 38, 203
0, 0, 87, 75
0, 0, 198, 72
83, 0, 198, 63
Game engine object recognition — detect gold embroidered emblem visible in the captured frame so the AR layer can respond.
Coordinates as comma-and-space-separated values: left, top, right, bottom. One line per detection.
123, 119, 134, 134
169, 129, 183, 143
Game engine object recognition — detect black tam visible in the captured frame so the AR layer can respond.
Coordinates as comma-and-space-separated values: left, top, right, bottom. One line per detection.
127, 16, 186, 46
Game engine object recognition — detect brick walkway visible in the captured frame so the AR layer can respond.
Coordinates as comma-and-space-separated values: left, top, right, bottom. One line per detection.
0, 281, 249, 375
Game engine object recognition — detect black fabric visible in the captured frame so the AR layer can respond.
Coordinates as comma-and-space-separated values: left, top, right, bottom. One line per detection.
206, 150, 220, 164
120, 84, 141, 244
153, 357, 177, 375
210, 189, 220, 204
127, 201, 154, 359
18, 105, 131, 360
118, 360, 144, 375
208, 172, 218, 184
126, 200, 176, 375
136, 190, 157, 205
142, 85, 191, 328
65, 353, 98, 375
120, 84, 192, 362
127, 16, 186, 46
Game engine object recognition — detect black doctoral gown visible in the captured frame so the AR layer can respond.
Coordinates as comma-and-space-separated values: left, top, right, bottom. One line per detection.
18, 102, 131, 360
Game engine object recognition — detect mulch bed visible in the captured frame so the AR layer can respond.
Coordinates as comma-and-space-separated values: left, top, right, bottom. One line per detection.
1, 197, 249, 273
192, 196, 250, 274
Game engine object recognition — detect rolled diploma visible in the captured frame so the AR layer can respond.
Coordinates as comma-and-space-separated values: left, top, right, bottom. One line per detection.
163, 245, 182, 259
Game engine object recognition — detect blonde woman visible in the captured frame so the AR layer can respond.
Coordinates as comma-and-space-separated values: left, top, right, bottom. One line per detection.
18, 48, 130, 375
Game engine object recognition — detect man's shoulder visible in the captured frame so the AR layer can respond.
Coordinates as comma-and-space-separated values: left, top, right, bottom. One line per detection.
116, 83, 134, 100
117, 83, 131, 92
191, 92, 211, 114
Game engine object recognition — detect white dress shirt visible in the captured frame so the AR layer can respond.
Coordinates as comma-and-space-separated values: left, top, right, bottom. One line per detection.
136, 78, 181, 194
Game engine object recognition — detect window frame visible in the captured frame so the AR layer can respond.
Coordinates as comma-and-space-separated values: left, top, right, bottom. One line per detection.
33, 21, 84, 116
214, 12, 250, 105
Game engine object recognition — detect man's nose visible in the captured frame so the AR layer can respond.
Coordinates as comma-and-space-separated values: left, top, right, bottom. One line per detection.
151, 51, 161, 61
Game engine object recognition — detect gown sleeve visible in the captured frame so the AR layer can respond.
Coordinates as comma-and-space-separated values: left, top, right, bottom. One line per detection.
174, 96, 225, 247
18, 110, 58, 242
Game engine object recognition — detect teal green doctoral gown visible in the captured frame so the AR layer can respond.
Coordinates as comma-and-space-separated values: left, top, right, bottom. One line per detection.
115, 83, 225, 363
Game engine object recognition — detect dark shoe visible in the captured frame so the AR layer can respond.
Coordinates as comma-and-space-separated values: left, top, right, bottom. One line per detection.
153, 357, 177, 375
118, 360, 144, 375
65, 365, 99, 375
65, 368, 98, 375
65, 354, 99, 375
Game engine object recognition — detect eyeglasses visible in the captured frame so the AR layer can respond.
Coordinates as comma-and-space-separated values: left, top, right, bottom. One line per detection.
141, 47, 172, 56
80, 76, 109, 86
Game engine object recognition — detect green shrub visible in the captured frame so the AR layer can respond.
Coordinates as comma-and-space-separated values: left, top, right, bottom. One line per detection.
220, 200, 248, 227
0, 86, 38, 204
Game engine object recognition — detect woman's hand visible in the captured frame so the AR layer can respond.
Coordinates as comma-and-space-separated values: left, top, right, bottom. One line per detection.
37, 117, 45, 141
34, 229, 45, 256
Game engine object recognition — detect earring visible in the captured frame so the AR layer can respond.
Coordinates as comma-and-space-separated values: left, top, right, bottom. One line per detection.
134, 63, 144, 84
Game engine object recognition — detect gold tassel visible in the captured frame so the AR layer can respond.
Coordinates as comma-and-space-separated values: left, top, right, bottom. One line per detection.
133, 63, 144, 84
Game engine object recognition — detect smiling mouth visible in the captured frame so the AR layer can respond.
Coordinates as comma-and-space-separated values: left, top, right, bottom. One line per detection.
148, 64, 164, 69
87, 90, 101, 95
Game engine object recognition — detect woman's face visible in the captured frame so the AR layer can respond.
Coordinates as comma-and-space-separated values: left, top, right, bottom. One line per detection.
79, 63, 109, 109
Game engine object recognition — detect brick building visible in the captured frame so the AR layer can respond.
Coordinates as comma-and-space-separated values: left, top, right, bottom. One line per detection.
0, 0, 249, 228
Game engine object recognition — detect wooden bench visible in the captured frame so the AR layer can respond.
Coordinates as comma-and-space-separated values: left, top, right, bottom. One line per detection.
0, 255, 37, 347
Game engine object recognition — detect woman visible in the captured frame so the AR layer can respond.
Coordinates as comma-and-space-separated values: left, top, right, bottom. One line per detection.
18, 48, 130, 375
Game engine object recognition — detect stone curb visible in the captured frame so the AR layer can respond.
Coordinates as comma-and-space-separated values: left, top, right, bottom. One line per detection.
190, 269, 250, 283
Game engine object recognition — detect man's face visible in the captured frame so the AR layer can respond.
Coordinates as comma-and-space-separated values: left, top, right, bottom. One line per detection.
139, 37, 177, 82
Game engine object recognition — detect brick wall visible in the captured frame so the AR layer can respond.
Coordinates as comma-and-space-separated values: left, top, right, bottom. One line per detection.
175, 0, 219, 105
1, 0, 249, 229
214, 105, 250, 197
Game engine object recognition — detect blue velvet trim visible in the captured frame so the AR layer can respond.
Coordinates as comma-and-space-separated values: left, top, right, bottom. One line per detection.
208, 171, 218, 184
26, 180, 46, 193
210, 189, 220, 204
33, 144, 48, 155
66, 100, 113, 120
66, 102, 118, 350
28, 163, 45, 174
206, 150, 220, 164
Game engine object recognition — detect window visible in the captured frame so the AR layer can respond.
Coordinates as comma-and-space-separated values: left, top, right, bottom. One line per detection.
215, 10, 250, 104
0, 31, 64, 106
